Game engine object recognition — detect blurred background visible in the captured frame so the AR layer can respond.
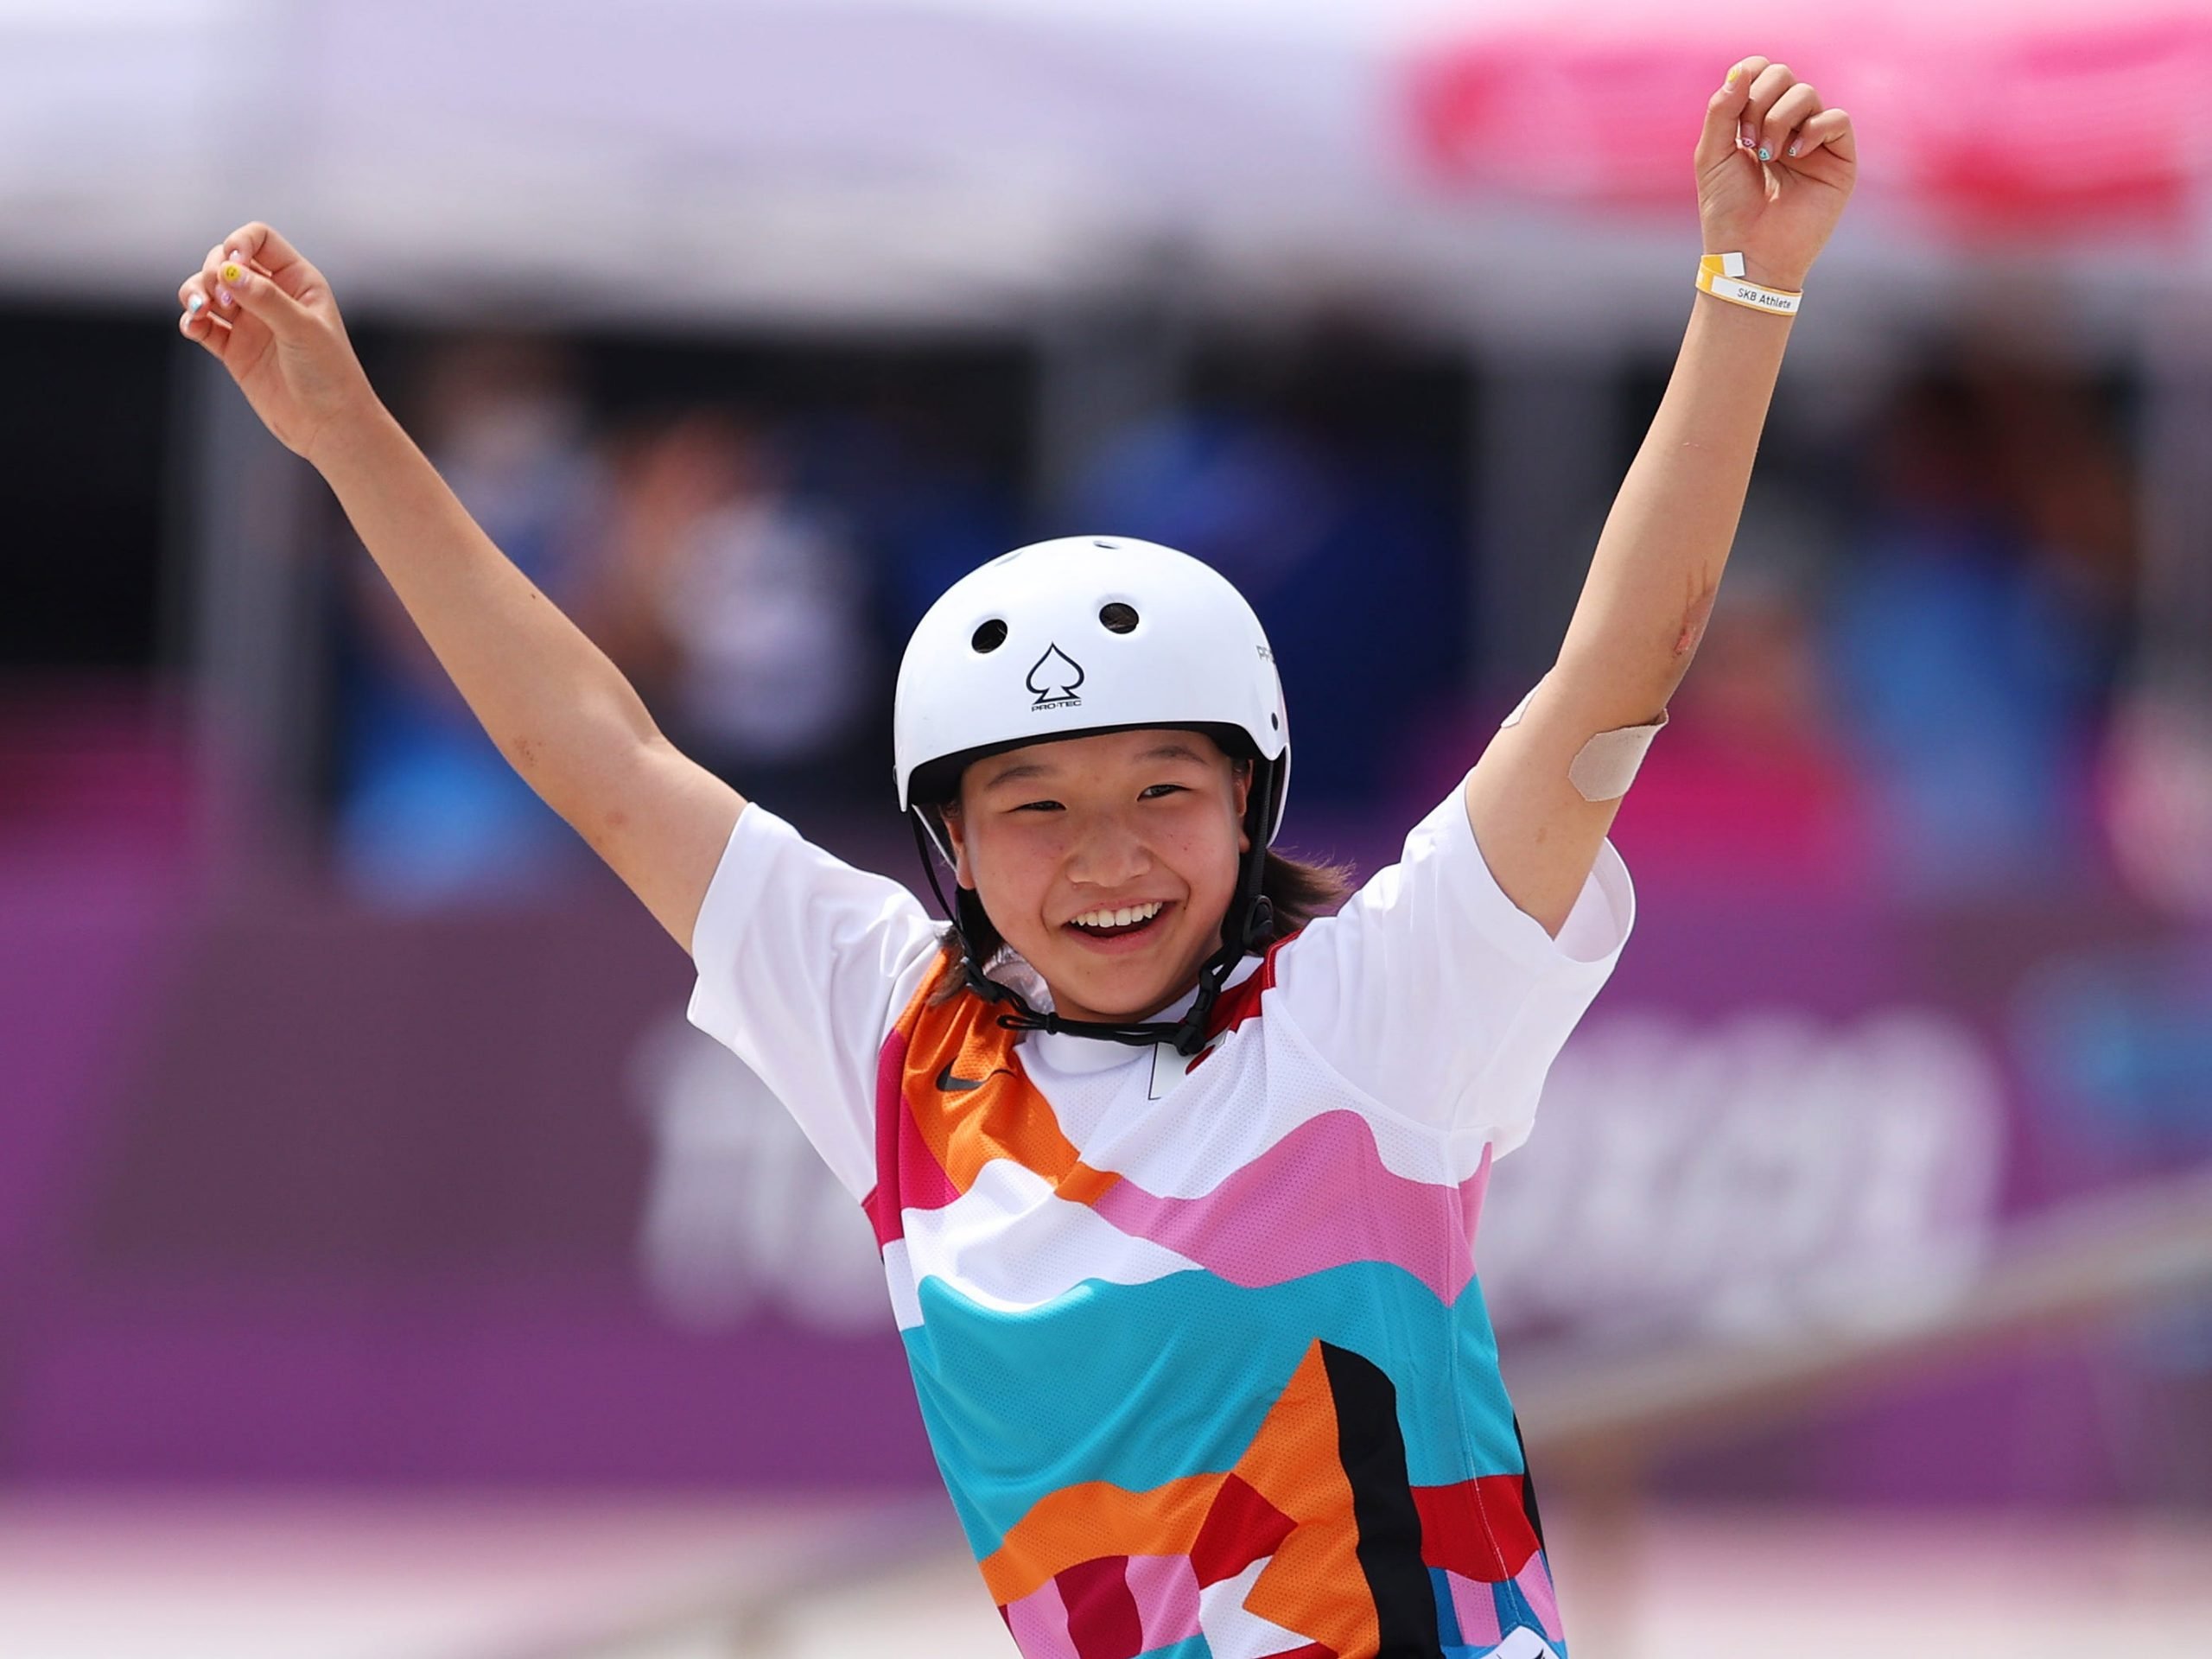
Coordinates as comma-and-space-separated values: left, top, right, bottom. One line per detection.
6, 0, 2212, 1654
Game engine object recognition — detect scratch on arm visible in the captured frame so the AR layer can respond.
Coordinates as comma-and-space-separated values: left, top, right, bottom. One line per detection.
1674, 580, 1719, 659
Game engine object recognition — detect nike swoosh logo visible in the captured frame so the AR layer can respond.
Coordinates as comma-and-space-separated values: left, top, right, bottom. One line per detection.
936, 1063, 1009, 1093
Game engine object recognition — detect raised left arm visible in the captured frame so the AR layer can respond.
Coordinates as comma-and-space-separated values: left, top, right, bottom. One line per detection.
1466, 55, 1857, 935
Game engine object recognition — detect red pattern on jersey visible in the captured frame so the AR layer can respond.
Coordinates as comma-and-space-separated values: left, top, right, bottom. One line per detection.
1189, 932, 1297, 1068
1412, 1474, 1543, 1583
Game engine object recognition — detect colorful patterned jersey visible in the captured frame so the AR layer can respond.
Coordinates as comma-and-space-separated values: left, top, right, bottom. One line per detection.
688, 779, 1633, 1658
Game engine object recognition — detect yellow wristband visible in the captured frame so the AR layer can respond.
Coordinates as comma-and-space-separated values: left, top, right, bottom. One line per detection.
1696, 252, 1802, 317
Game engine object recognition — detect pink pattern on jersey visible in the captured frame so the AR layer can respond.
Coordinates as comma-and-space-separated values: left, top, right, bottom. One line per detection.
863, 1023, 958, 1248
1516, 1549, 1563, 1642
1447, 1571, 1505, 1646
1090, 1113, 1491, 1302
1001, 1574, 1080, 1659
1123, 1554, 1205, 1649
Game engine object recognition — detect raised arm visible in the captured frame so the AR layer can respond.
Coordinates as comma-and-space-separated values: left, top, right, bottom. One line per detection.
177, 223, 742, 950
1465, 56, 1857, 934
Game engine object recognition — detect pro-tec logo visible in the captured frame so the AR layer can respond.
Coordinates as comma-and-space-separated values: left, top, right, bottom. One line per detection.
1027, 645, 1084, 711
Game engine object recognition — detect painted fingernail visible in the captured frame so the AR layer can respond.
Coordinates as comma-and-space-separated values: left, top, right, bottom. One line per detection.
186, 291, 205, 315
1788, 138, 1803, 157
1726, 65, 1742, 87
217, 285, 235, 308
220, 262, 244, 284
1757, 146, 1771, 162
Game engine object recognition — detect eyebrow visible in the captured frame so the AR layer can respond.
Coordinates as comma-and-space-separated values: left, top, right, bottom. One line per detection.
979, 741, 1208, 791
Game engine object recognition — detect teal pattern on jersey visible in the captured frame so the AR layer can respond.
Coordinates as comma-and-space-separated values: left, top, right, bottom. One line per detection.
901, 1260, 1523, 1558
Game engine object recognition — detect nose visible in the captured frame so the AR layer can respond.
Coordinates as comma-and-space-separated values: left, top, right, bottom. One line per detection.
1065, 806, 1152, 890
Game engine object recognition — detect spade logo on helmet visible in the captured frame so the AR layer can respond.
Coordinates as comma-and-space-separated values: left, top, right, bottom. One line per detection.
1027, 645, 1085, 711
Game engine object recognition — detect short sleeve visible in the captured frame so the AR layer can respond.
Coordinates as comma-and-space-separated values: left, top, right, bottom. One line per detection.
686, 803, 945, 1200
1270, 772, 1634, 1150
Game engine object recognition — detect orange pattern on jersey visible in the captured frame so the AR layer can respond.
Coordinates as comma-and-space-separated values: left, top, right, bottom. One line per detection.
1228, 1341, 1378, 1657
978, 1471, 1225, 1605
975, 1339, 1379, 1656
897, 956, 1122, 1201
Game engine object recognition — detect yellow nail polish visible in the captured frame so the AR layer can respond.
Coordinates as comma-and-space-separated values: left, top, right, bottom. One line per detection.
220, 263, 243, 284
1726, 66, 1741, 87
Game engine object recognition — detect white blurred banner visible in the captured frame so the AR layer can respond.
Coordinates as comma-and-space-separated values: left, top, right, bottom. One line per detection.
14, 0, 2211, 329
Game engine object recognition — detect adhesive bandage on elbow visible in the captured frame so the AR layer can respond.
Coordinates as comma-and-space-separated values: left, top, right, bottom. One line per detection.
1500, 676, 1669, 803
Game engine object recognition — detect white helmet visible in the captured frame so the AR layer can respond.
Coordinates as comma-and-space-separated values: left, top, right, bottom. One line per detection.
893, 535, 1291, 844
893, 536, 1294, 1054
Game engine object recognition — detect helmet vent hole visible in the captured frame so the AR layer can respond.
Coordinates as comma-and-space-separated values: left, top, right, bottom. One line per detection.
971, 619, 1008, 653
1270, 712, 1281, 730
1099, 602, 1140, 635
1093, 538, 1118, 549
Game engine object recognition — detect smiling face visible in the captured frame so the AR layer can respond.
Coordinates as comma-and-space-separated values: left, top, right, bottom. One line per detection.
941, 727, 1253, 1025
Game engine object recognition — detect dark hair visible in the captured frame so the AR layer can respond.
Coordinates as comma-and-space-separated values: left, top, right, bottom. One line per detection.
1256, 844, 1359, 932
937, 844, 1357, 982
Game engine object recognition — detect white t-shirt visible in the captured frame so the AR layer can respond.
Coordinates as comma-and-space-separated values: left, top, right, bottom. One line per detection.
684, 776, 1630, 1659
689, 774, 1630, 1200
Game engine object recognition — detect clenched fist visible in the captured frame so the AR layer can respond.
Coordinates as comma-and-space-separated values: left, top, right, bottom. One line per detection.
176, 222, 378, 467
1695, 58, 1858, 295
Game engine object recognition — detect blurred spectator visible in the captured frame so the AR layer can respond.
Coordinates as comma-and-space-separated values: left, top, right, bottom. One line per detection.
1069, 324, 1463, 804
1821, 356, 2131, 899
2101, 675, 2212, 919
1970, 332, 2139, 677
786, 398, 1020, 637
334, 335, 612, 906
596, 410, 876, 811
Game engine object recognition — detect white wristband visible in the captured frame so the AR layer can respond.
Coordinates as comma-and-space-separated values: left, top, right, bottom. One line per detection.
1696, 251, 1801, 316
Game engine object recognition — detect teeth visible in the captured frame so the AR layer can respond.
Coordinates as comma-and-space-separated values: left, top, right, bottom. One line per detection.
1071, 901, 1162, 930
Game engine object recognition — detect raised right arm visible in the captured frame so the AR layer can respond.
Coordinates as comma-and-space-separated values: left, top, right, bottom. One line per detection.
179, 222, 741, 951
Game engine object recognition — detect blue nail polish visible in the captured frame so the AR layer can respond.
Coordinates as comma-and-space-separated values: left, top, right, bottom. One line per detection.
1758, 146, 1771, 162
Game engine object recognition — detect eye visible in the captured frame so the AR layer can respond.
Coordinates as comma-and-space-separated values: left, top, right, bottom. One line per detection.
1012, 799, 1063, 814
1140, 783, 1186, 800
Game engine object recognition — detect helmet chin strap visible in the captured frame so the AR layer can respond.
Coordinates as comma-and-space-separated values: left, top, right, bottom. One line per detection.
907, 792, 1275, 1058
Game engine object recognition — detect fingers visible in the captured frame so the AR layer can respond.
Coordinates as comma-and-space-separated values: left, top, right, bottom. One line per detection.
177, 270, 272, 363
1700, 58, 1847, 171
1761, 82, 1822, 163
1738, 62, 1802, 162
194, 236, 314, 340
1790, 105, 1856, 165
176, 258, 232, 353
1696, 55, 1768, 174
177, 290, 228, 353
223, 221, 309, 280
178, 239, 257, 330
175, 234, 280, 356
220, 220, 327, 309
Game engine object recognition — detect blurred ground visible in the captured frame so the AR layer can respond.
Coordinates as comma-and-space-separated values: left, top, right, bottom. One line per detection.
3, 1494, 2209, 1659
